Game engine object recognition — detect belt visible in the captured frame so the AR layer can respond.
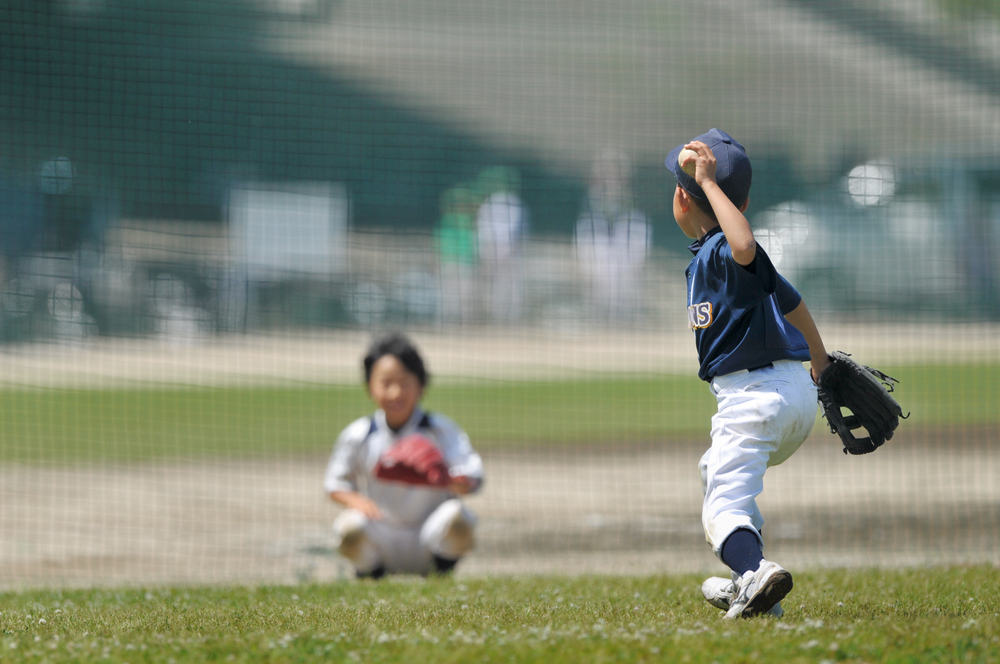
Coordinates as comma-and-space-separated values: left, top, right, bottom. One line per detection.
747, 362, 773, 372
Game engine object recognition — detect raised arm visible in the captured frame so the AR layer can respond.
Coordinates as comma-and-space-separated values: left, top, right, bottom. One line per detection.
684, 140, 756, 265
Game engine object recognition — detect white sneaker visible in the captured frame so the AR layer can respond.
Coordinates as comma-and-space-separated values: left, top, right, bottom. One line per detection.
701, 576, 737, 611
701, 575, 784, 617
724, 560, 793, 620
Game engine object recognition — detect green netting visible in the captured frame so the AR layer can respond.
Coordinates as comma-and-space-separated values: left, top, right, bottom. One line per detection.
0, 0, 998, 588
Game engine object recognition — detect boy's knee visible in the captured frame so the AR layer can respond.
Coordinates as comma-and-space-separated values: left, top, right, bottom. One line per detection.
441, 510, 475, 558
333, 509, 367, 544
423, 500, 477, 560
333, 510, 381, 572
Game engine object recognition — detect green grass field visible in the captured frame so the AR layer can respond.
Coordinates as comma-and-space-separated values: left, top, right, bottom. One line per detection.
0, 363, 994, 464
1, 567, 998, 663
1, 365, 996, 662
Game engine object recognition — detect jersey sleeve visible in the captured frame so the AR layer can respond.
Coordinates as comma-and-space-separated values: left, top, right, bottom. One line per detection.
428, 413, 484, 493
322, 417, 371, 494
716, 243, 778, 316
774, 273, 803, 314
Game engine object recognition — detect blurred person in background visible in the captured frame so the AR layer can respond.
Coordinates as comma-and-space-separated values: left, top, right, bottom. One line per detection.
475, 166, 527, 323
0, 161, 43, 296
434, 184, 479, 325
575, 149, 651, 325
961, 197, 998, 314
0, 156, 105, 341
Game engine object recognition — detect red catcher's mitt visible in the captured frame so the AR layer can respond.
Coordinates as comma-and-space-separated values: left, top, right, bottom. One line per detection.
374, 433, 450, 487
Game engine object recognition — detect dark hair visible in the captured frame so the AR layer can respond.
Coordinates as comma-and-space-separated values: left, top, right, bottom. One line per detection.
363, 333, 429, 387
678, 183, 748, 223
689, 191, 718, 222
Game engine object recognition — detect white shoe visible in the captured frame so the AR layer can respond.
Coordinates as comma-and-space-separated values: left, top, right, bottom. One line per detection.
701, 576, 737, 611
701, 575, 784, 617
723, 560, 793, 620
334, 512, 381, 570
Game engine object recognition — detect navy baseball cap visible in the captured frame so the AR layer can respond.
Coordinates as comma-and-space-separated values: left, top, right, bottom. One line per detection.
665, 128, 752, 206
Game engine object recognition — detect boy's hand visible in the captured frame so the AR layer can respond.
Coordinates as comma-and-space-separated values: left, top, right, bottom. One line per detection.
448, 475, 480, 495
331, 491, 384, 520
353, 495, 383, 520
682, 141, 718, 189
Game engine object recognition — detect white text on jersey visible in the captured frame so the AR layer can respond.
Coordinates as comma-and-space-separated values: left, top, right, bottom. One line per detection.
688, 302, 713, 329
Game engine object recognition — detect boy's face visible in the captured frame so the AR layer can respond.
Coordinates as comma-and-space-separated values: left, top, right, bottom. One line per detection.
368, 355, 424, 430
672, 185, 700, 239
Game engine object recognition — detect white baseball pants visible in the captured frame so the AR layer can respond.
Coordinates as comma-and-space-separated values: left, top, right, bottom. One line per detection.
333, 499, 478, 575
699, 360, 817, 560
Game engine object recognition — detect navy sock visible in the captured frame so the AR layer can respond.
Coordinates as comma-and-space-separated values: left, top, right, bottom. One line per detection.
432, 554, 459, 574
720, 529, 763, 576
356, 565, 386, 580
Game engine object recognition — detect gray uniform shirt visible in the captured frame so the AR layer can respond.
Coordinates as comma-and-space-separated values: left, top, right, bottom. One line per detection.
323, 407, 484, 527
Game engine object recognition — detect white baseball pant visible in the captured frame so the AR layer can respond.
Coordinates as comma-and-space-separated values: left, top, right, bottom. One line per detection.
699, 360, 817, 560
333, 499, 478, 575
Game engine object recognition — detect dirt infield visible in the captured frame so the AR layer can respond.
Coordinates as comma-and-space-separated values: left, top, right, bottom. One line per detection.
1, 327, 998, 590
2, 434, 999, 590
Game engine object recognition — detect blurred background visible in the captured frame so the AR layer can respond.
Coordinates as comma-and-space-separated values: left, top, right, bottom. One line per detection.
1, 0, 999, 587
2, 0, 998, 340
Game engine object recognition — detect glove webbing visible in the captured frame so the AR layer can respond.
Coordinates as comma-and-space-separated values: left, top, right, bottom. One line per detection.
819, 351, 907, 455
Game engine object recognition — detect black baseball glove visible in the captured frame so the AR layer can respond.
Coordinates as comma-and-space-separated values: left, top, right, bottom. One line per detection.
816, 351, 907, 455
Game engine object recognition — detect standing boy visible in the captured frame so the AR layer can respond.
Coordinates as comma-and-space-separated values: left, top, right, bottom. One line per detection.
665, 129, 831, 619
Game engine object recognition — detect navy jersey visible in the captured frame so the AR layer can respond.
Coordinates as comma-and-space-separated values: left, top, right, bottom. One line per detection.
686, 227, 809, 381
